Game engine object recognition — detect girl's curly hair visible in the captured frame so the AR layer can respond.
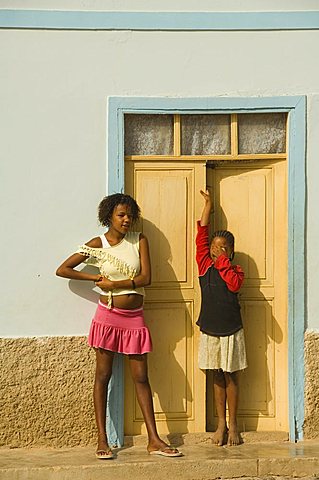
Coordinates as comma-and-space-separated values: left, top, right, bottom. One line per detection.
98, 193, 141, 227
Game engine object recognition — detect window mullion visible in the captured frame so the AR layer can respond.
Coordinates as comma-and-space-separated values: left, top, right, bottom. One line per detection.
231, 113, 238, 158
174, 114, 181, 156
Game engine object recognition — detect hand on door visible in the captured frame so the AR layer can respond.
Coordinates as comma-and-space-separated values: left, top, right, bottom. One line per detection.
200, 189, 212, 206
199, 189, 213, 226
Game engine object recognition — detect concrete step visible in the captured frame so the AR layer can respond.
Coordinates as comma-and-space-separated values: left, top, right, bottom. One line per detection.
1, 439, 319, 480
123, 431, 289, 447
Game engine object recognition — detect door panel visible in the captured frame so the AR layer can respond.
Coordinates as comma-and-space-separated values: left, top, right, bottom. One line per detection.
207, 161, 288, 432
124, 161, 206, 434
215, 167, 273, 285
135, 301, 193, 419
134, 169, 190, 285
240, 300, 275, 416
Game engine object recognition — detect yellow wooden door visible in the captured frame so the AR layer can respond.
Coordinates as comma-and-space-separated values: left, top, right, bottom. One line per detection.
124, 160, 206, 435
206, 160, 288, 432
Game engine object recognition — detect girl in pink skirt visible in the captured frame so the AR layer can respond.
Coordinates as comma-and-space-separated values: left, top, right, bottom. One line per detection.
56, 194, 181, 459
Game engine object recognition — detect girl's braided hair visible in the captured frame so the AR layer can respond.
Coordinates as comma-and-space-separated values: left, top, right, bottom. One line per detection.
212, 230, 235, 261
98, 193, 141, 227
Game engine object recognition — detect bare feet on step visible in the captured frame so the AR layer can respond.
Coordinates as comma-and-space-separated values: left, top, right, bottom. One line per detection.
212, 426, 228, 446
227, 423, 241, 446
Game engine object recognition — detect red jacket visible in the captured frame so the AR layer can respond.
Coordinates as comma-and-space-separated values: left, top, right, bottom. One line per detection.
196, 222, 244, 336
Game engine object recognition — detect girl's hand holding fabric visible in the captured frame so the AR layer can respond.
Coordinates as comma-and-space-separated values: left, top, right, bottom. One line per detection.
95, 276, 114, 291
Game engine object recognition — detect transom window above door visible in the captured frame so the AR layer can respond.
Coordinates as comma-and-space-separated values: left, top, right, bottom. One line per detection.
124, 113, 287, 160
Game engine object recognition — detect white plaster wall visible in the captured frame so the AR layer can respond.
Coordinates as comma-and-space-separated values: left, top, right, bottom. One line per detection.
1, 26, 319, 336
1, 0, 318, 12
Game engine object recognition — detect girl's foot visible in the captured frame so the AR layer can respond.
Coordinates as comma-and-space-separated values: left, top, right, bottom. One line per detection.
96, 434, 114, 459
147, 440, 182, 457
227, 423, 240, 446
212, 426, 228, 446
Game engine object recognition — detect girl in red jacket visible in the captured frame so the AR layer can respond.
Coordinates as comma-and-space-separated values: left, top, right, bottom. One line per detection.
196, 189, 247, 446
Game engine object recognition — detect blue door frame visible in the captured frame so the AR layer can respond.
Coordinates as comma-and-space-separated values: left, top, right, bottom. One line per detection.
106, 95, 306, 445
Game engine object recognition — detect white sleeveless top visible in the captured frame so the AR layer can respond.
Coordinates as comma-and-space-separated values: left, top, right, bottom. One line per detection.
76, 231, 145, 299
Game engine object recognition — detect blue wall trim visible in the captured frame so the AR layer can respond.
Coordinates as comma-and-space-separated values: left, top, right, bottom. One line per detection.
107, 95, 306, 443
1, 10, 319, 31
106, 101, 125, 447
287, 96, 306, 441
106, 354, 124, 447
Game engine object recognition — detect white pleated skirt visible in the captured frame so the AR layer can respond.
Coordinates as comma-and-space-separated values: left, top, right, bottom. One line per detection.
198, 328, 247, 373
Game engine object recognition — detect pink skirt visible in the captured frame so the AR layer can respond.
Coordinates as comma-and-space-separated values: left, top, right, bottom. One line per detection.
88, 301, 153, 355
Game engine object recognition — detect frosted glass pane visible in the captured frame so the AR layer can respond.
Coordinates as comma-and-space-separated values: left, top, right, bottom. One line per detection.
238, 113, 287, 154
181, 114, 231, 155
124, 114, 173, 155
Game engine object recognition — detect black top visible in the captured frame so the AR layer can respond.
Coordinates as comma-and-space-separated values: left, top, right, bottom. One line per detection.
196, 222, 244, 337
196, 265, 243, 337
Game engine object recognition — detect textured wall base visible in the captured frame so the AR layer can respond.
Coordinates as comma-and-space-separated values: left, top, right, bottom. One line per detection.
0, 337, 96, 448
2, 332, 318, 446
304, 331, 319, 439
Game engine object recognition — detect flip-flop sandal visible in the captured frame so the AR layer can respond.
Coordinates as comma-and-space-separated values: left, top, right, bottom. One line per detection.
149, 446, 182, 457
95, 449, 114, 459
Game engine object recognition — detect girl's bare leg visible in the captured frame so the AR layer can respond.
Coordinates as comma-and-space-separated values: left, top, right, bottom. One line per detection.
212, 369, 228, 446
129, 354, 179, 454
94, 348, 114, 455
225, 371, 240, 445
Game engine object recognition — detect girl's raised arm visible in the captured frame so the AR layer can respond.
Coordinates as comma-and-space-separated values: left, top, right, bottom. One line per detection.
199, 189, 213, 226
